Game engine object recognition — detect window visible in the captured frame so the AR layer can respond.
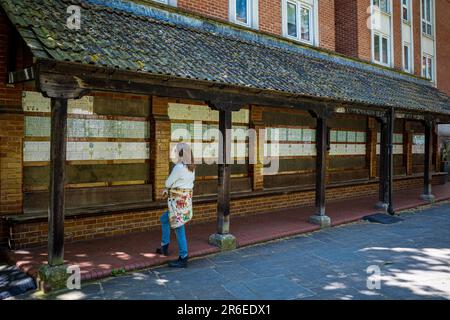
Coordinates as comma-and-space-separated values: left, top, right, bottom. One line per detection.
402, 0, 411, 21
422, 55, 434, 80
403, 43, 411, 72
230, 0, 257, 28
236, 0, 250, 25
373, 32, 390, 66
373, 0, 390, 14
421, 0, 433, 36
283, 0, 315, 44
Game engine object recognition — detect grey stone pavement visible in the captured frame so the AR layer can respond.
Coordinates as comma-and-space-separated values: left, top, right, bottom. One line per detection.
18, 203, 450, 300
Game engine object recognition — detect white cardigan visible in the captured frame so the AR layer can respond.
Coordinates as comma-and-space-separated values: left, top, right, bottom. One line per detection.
165, 163, 195, 190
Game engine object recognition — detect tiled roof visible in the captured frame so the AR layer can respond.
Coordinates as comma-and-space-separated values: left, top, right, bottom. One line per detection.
1, 0, 450, 115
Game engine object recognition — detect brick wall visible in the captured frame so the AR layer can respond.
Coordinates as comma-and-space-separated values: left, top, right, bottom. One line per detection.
412, 0, 422, 77
0, 8, 33, 215
7, 175, 443, 249
178, 0, 228, 21
335, 0, 371, 60
436, 0, 450, 95
150, 96, 171, 200
318, 0, 336, 51
392, 0, 402, 70
258, 0, 282, 35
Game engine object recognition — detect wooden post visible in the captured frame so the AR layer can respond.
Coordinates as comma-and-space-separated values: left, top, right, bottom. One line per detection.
48, 98, 68, 266
375, 117, 389, 212
387, 108, 395, 215
405, 122, 413, 176
309, 115, 331, 228
367, 118, 378, 179
208, 103, 239, 251
217, 109, 232, 233
421, 120, 435, 202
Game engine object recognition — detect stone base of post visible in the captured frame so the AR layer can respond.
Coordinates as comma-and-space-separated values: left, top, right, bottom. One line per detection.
309, 215, 331, 228
209, 233, 237, 251
37, 264, 70, 293
420, 193, 435, 203
375, 201, 389, 212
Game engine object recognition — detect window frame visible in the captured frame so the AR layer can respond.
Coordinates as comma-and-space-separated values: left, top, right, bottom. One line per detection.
422, 54, 434, 81
402, 42, 412, 73
372, 31, 391, 67
229, 0, 258, 29
373, 0, 391, 14
402, 0, 411, 22
234, 0, 251, 27
421, 0, 434, 37
282, 0, 316, 46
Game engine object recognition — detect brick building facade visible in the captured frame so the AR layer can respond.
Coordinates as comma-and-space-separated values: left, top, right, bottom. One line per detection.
0, 0, 449, 254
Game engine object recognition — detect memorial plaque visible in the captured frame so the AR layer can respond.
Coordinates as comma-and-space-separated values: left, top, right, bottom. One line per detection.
347, 131, 356, 143
413, 134, 425, 145
356, 132, 366, 143
287, 128, 302, 142
22, 91, 50, 112
22, 91, 94, 114
337, 131, 347, 142
330, 130, 338, 143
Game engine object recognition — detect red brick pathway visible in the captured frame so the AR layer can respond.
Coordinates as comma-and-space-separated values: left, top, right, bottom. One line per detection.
4, 185, 450, 282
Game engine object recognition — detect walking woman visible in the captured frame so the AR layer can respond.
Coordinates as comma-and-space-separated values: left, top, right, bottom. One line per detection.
156, 143, 195, 268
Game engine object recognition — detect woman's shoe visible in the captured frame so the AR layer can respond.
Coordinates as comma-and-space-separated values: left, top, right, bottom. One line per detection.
156, 243, 169, 256
168, 255, 188, 268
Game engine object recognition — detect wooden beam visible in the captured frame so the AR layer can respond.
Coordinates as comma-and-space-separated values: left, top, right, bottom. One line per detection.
48, 98, 68, 266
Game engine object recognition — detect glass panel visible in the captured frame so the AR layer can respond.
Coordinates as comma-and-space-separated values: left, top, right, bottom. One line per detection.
421, 0, 425, 19
382, 37, 388, 64
287, 2, 298, 37
300, 7, 311, 41
404, 45, 409, 71
374, 34, 380, 62
403, 7, 408, 20
422, 56, 427, 77
428, 57, 433, 80
380, 0, 388, 12
426, 0, 431, 22
236, 0, 248, 24
427, 23, 432, 36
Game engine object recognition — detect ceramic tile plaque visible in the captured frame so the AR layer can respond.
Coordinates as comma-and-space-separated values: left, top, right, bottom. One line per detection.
337, 131, 347, 142
356, 132, 366, 143
413, 134, 425, 145
393, 145, 404, 155
287, 128, 302, 142
347, 131, 356, 143
168, 103, 249, 124
330, 130, 338, 142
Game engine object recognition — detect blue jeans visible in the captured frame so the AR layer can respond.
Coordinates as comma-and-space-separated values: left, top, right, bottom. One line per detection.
160, 211, 188, 258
